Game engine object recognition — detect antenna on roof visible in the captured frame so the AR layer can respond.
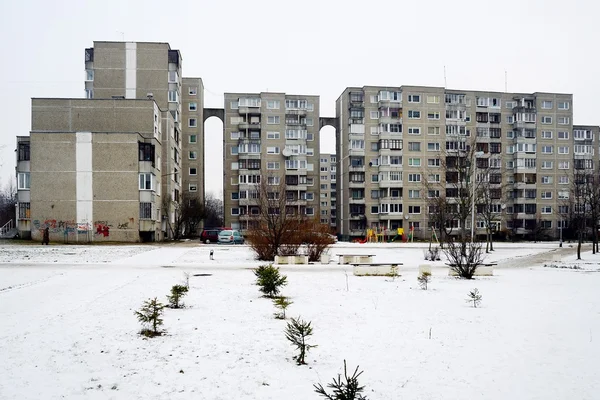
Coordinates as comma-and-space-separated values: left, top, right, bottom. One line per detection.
504, 70, 508, 93
116, 30, 125, 42
444, 66, 447, 88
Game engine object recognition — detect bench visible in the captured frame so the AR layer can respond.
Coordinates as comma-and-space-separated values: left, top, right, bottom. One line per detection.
338, 254, 376, 265
352, 263, 402, 276
274, 255, 309, 265
447, 263, 496, 276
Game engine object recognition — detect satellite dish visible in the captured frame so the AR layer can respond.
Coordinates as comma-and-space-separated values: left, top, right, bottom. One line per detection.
282, 148, 291, 157
404, 215, 410, 220
501, 203, 506, 210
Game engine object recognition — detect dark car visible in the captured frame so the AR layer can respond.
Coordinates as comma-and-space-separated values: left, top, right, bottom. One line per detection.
200, 228, 224, 244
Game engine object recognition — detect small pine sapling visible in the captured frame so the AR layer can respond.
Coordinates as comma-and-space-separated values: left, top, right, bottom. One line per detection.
387, 265, 399, 282
167, 284, 189, 308
417, 271, 431, 290
466, 288, 482, 308
253, 264, 288, 298
135, 297, 165, 337
314, 359, 368, 400
285, 317, 317, 365
273, 296, 293, 319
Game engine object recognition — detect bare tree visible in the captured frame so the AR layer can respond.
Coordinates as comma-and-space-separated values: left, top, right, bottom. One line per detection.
162, 193, 205, 239
245, 176, 307, 261
204, 193, 224, 228
0, 180, 16, 227
475, 154, 505, 252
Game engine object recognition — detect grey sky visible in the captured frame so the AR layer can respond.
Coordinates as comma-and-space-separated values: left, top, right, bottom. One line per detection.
1, 0, 598, 198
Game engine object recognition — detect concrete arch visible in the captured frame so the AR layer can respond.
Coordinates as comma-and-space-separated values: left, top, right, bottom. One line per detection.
319, 117, 338, 131
203, 108, 224, 123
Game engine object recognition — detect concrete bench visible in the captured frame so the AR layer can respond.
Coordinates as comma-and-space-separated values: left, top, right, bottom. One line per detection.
353, 263, 402, 276
274, 255, 309, 265
338, 254, 376, 265
447, 263, 495, 276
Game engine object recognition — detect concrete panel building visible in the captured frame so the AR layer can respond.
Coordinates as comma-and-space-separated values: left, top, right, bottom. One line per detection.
319, 154, 337, 230
336, 85, 580, 241
223, 93, 320, 230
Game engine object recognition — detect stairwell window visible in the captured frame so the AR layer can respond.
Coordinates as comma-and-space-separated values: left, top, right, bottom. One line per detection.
19, 202, 31, 218
139, 173, 154, 190
168, 90, 178, 103
18, 173, 30, 190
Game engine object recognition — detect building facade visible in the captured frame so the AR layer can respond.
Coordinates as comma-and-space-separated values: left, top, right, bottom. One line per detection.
336, 85, 585, 241
15, 41, 205, 242
319, 154, 337, 231
223, 93, 320, 230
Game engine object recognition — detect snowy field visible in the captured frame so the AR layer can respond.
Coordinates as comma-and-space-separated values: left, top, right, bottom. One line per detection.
0, 240, 599, 399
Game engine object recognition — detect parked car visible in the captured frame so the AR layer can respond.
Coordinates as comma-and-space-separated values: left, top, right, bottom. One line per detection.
201, 228, 224, 244
218, 229, 245, 244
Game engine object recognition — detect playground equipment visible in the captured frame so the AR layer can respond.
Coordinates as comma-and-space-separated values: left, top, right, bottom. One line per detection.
355, 227, 407, 243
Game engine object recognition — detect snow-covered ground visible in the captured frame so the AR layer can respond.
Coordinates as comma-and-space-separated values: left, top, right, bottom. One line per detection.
0, 241, 599, 399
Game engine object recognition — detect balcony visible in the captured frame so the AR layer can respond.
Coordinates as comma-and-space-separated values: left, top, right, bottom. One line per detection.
239, 122, 261, 130
378, 180, 403, 188
285, 184, 308, 191
349, 197, 366, 204
348, 149, 365, 156
349, 213, 365, 220
379, 116, 402, 125
286, 199, 307, 206
349, 181, 365, 188
349, 165, 365, 172
239, 106, 261, 115
446, 119, 467, 126
378, 99, 402, 108
348, 117, 364, 125
286, 109, 307, 117
513, 121, 536, 130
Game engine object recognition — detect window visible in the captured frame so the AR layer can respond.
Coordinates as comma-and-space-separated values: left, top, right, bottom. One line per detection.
189, 102, 197, 111
428, 158, 440, 167
558, 131, 569, 139
558, 161, 569, 169
408, 206, 421, 214
506, 115, 514, 124
541, 191, 552, 199
558, 101, 569, 110
428, 174, 441, 182
408, 110, 421, 119
541, 176, 552, 184
408, 94, 421, 103
541, 161, 553, 169
408, 173, 421, 182
267, 131, 280, 139
85, 69, 94, 81
558, 117, 570, 125
139, 173, 153, 190
189, 167, 197, 176
168, 90, 178, 102
189, 134, 197, 144
541, 131, 552, 139
541, 206, 552, 214
428, 126, 440, 135
542, 100, 553, 109
267, 116, 280, 124
189, 183, 198, 192
408, 142, 421, 151
85, 89, 93, 99
408, 189, 420, 198
267, 162, 280, 170
427, 112, 440, 120
505, 101, 516, 109
558, 191, 569, 200
558, 146, 569, 154
408, 127, 421, 135
559, 176, 569, 184
189, 151, 197, 159
139, 203, 152, 219
541, 145, 553, 154
427, 95, 440, 104
267, 146, 280, 154
17, 172, 30, 190
138, 143, 155, 166
267, 100, 280, 109
541, 116, 552, 124
189, 87, 197, 95
168, 70, 177, 83
574, 129, 593, 140
370, 111, 379, 119
188, 118, 197, 128
427, 143, 440, 151
408, 158, 421, 167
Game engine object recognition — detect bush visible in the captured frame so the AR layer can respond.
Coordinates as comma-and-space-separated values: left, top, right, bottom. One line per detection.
423, 246, 441, 261
417, 271, 431, 290
253, 265, 287, 298
273, 296, 293, 319
135, 297, 165, 337
166, 284, 189, 308
314, 360, 368, 399
443, 240, 484, 279
285, 317, 317, 365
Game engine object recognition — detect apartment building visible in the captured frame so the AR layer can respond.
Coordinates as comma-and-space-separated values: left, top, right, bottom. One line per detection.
319, 154, 337, 230
15, 41, 205, 242
223, 93, 320, 230
336, 85, 579, 241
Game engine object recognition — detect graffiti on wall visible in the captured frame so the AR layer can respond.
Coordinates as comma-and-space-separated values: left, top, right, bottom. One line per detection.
31, 218, 135, 238
94, 221, 110, 237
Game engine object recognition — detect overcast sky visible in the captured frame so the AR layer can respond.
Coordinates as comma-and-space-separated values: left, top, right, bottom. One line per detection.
1, 0, 598, 198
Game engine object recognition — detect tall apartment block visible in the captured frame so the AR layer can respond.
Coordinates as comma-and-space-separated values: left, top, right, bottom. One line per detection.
336, 85, 584, 241
319, 154, 337, 230
15, 41, 205, 242
223, 93, 320, 230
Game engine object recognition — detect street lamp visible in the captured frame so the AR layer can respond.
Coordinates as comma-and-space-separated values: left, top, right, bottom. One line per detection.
470, 151, 485, 243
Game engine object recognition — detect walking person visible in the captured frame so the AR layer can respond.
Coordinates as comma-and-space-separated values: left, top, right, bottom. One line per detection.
42, 227, 49, 245
210, 249, 214, 260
